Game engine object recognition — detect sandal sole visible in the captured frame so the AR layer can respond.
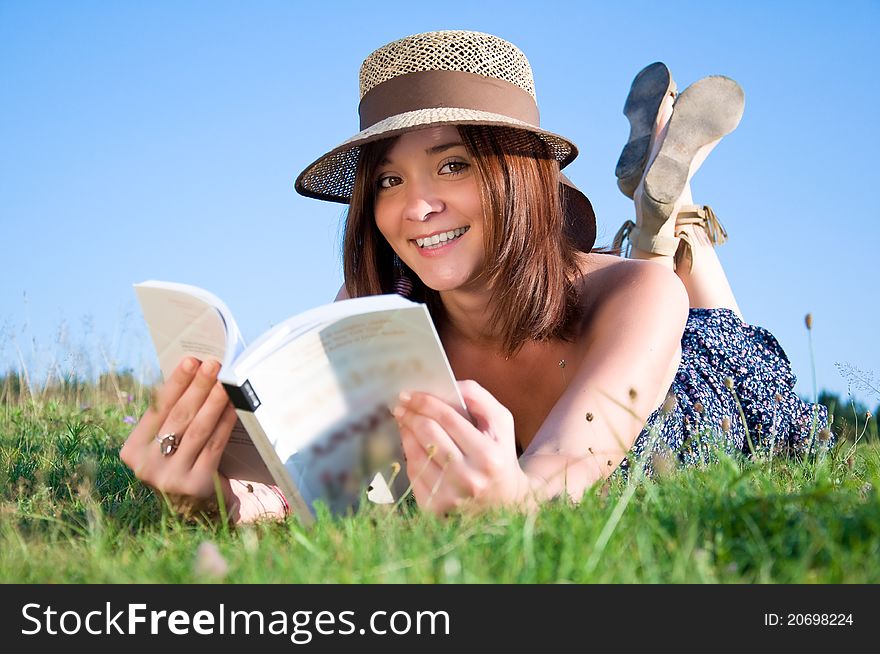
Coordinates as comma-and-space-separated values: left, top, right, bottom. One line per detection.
642, 75, 745, 209
615, 62, 676, 198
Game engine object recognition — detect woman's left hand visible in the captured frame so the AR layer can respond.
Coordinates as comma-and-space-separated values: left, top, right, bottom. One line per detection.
392, 379, 530, 514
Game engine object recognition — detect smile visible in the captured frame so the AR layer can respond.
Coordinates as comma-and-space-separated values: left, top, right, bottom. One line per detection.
414, 226, 470, 250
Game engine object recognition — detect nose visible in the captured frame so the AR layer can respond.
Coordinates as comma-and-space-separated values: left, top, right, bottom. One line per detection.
402, 177, 444, 222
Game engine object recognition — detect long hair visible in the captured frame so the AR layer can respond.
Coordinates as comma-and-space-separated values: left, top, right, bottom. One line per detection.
342, 125, 586, 357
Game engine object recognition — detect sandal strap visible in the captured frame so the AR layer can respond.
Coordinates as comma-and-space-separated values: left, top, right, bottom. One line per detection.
675, 204, 728, 246
631, 225, 680, 256
612, 219, 680, 256
611, 219, 636, 251
675, 230, 695, 273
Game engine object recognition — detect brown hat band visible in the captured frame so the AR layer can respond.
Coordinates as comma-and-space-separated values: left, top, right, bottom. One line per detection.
358, 69, 540, 131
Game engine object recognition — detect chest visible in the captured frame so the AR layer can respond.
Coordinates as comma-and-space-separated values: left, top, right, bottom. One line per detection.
446, 338, 586, 452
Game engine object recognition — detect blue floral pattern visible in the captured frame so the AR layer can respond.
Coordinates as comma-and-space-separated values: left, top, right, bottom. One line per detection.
620, 308, 831, 475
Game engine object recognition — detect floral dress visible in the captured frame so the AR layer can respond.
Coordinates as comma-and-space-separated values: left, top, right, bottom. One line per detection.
623, 308, 831, 474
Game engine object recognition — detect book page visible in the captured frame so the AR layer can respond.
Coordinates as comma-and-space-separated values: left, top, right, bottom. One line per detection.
242, 304, 463, 515
134, 281, 245, 377
217, 420, 276, 486
228, 293, 416, 379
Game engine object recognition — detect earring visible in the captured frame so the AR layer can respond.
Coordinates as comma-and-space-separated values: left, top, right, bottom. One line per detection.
392, 254, 413, 298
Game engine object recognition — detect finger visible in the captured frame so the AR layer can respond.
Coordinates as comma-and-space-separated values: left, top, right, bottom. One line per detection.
401, 429, 465, 514
156, 359, 222, 443
411, 471, 464, 516
400, 390, 488, 458
456, 380, 515, 443
411, 473, 446, 513
395, 407, 464, 466
400, 425, 443, 481
173, 381, 233, 465
192, 403, 239, 473
127, 357, 201, 447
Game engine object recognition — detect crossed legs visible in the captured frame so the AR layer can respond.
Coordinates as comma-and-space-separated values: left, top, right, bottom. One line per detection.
628, 93, 744, 320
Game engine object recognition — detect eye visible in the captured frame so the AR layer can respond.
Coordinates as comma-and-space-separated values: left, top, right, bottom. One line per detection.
377, 175, 402, 190
439, 159, 469, 176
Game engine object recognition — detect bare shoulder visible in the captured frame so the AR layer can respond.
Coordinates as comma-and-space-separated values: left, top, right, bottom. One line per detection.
573, 252, 689, 337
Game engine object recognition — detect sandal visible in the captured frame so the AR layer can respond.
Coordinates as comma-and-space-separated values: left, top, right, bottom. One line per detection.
640, 75, 745, 225
673, 204, 728, 271
615, 62, 677, 199
611, 219, 681, 256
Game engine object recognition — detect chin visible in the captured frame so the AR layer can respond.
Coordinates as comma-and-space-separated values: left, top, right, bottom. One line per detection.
418, 272, 482, 293
418, 278, 459, 293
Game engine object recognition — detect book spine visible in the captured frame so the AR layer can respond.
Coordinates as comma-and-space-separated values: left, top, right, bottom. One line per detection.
222, 380, 261, 412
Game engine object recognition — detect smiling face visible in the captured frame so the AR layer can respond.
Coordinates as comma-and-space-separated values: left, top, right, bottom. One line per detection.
372, 125, 486, 293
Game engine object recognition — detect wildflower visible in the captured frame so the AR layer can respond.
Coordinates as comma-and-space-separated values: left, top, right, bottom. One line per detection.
721, 416, 731, 433
365, 432, 394, 465
366, 471, 394, 504
194, 541, 228, 580
817, 428, 832, 442
123, 416, 137, 425
723, 376, 734, 390
804, 313, 813, 330
866, 411, 872, 422
651, 452, 674, 477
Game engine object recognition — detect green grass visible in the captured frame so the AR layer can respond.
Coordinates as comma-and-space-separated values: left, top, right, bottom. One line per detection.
2, 386, 878, 584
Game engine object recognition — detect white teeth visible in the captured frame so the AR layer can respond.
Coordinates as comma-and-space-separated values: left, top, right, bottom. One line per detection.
415, 226, 469, 249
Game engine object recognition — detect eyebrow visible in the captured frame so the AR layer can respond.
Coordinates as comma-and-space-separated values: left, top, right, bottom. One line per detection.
379, 141, 465, 166
427, 141, 465, 155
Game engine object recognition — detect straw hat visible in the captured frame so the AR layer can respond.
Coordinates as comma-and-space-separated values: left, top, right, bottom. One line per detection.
294, 30, 596, 251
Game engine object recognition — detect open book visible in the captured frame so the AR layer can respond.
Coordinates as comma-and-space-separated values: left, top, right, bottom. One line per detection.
134, 280, 465, 524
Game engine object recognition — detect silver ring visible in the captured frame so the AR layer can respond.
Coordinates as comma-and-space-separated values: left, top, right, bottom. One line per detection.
156, 432, 179, 456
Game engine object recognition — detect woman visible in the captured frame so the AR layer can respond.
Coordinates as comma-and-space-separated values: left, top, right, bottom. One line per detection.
120, 30, 829, 522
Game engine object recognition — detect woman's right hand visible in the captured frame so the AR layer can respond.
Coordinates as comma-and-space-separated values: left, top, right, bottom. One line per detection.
120, 356, 240, 521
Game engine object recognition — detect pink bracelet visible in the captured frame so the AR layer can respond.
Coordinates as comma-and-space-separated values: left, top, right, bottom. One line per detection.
269, 484, 290, 518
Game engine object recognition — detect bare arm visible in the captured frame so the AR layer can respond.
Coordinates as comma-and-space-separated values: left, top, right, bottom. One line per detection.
519, 261, 689, 503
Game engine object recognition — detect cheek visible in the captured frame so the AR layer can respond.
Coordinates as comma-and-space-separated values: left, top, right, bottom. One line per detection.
372, 201, 410, 263
372, 200, 394, 240
457, 179, 485, 223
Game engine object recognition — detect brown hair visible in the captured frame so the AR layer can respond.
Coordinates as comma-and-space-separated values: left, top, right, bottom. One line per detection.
342, 125, 587, 357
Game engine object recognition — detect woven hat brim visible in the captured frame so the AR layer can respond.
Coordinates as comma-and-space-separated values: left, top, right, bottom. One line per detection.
294, 107, 579, 204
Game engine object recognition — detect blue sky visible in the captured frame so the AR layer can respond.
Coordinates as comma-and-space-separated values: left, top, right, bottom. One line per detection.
1, 0, 878, 409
